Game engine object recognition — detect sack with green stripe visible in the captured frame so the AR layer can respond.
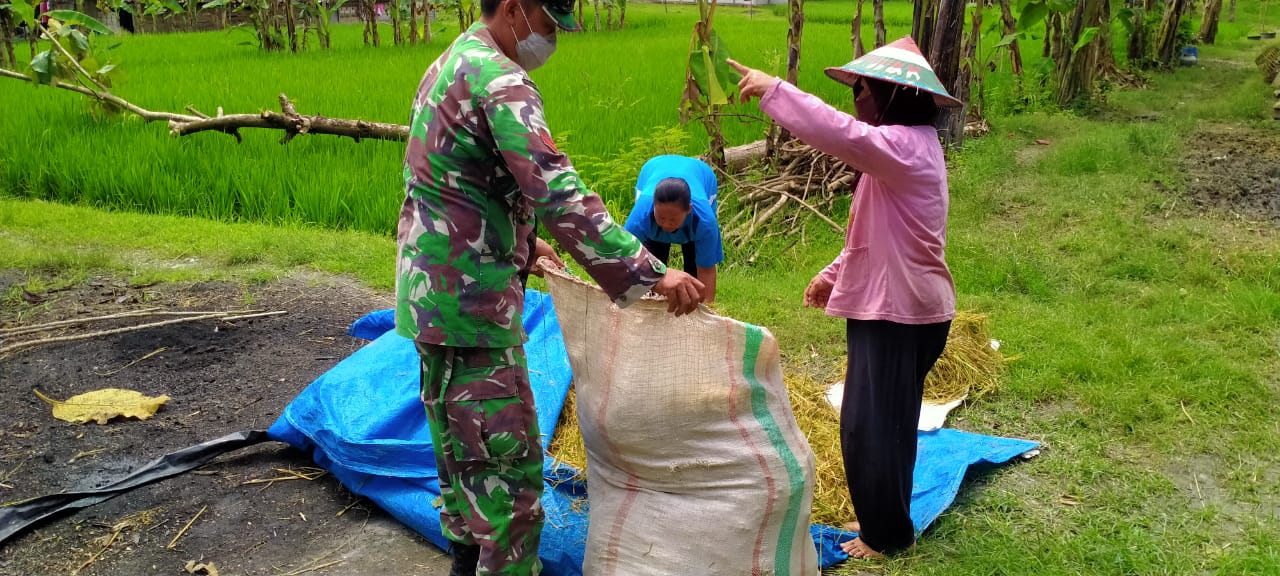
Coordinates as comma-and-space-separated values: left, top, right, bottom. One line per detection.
545, 268, 820, 576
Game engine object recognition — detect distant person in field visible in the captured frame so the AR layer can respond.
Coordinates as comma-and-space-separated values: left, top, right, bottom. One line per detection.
397, 0, 704, 574
730, 37, 958, 560
624, 155, 723, 302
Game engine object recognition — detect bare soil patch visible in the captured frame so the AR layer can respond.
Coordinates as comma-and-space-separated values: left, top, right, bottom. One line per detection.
1182, 124, 1280, 223
0, 274, 449, 576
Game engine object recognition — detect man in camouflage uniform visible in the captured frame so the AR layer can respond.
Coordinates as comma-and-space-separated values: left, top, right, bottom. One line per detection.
397, 0, 705, 574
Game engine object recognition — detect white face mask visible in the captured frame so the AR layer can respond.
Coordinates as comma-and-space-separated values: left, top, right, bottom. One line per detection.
511, 3, 557, 71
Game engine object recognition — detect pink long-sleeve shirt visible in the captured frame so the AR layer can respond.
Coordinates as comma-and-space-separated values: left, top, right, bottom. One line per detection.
760, 80, 956, 325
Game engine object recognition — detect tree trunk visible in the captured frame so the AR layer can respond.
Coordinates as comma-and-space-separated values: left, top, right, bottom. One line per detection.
852, 0, 866, 57
0, 10, 15, 70
911, 0, 926, 41
409, 0, 419, 44
913, 0, 938, 54
286, 0, 299, 53
391, 0, 403, 45
423, 2, 432, 43
302, 13, 313, 50
1228, 0, 1236, 21
1054, 0, 1107, 107
911, 0, 926, 44
368, 0, 382, 46
1154, 0, 1188, 66
873, 0, 885, 47
1092, 0, 1115, 72
1043, 12, 1055, 58
606, 3, 613, 29
691, 1, 726, 172
999, 0, 1022, 74
1099, 0, 1116, 69
273, 4, 287, 50
704, 113, 726, 172
786, 0, 803, 85
578, 0, 584, 27
960, 0, 981, 117
929, 0, 965, 148
1051, 13, 1066, 63
619, 0, 626, 29
252, 13, 265, 49
593, 0, 601, 31
364, 2, 372, 45
1127, 0, 1149, 63
928, 0, 964, 90
771, 0, 803, 148
1200, 0, 1223, 43
923, 0, 939, 53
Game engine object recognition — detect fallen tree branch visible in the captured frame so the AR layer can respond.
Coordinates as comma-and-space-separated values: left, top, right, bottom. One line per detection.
219, 310, 290, 322
0, 310, 287, 356
36, 23, 111, 100
93, 347, 168, 377
168, 94, 410, 143
277, 559, 344, 576
0, 307, 163, 337
1, 67, 198, 123
721, 139, 767, 172
0, 308, 269, 338
0, 67, 409, 143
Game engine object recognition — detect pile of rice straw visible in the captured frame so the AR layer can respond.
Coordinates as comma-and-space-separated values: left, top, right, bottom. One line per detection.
546, 311, 1009, 526
546, 383, 588, 477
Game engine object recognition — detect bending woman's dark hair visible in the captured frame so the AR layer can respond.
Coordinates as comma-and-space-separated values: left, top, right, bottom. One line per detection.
654, 178, 692, 209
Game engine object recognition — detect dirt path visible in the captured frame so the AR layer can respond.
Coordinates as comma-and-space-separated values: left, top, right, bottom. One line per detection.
0, 274, 450, 576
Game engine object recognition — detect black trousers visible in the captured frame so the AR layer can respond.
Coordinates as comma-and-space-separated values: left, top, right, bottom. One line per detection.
841, 318, 951, 554
641, 238, 698, 276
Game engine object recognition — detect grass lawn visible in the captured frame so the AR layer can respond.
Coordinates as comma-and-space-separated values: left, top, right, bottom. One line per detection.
3, 2, 1279, 574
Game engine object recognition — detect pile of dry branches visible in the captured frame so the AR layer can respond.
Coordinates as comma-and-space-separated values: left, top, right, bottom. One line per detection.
720, 140, 856, 246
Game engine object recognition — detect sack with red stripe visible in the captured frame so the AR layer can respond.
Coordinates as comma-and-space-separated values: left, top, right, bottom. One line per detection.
545, 268, 820, 576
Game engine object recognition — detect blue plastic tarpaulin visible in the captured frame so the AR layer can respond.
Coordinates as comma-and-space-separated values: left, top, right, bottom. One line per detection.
267, 290, 1038, 573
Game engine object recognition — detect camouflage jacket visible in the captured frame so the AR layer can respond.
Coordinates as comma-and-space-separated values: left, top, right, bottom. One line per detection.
396, 23, 665, 348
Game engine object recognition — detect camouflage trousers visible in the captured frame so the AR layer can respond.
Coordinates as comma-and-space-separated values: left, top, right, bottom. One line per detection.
416, 342, 545, 576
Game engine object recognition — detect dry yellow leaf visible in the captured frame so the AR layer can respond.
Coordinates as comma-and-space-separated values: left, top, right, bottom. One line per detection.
33, 388, 169, 425
184, 560, 220, 576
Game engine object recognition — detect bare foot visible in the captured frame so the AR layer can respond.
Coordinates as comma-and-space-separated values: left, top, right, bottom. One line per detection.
839, 537, 885, 559
843, 521, 861, 533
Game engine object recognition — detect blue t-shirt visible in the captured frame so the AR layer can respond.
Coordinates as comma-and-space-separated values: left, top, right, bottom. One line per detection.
623, 155, 724, 269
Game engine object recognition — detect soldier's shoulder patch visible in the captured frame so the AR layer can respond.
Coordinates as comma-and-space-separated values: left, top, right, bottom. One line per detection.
539, 130, 558, 153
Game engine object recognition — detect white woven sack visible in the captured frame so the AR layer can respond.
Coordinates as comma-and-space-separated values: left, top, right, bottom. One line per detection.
545, 268, 819, 576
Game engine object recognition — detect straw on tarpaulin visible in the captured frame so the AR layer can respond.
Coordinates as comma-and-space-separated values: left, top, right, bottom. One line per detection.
547, 311, 1010, 526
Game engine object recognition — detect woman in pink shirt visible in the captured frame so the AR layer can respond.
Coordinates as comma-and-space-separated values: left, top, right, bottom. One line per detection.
730, 37, 958, 560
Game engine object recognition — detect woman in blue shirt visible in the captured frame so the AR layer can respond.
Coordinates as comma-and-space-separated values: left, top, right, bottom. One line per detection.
624, 155, 723, 302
